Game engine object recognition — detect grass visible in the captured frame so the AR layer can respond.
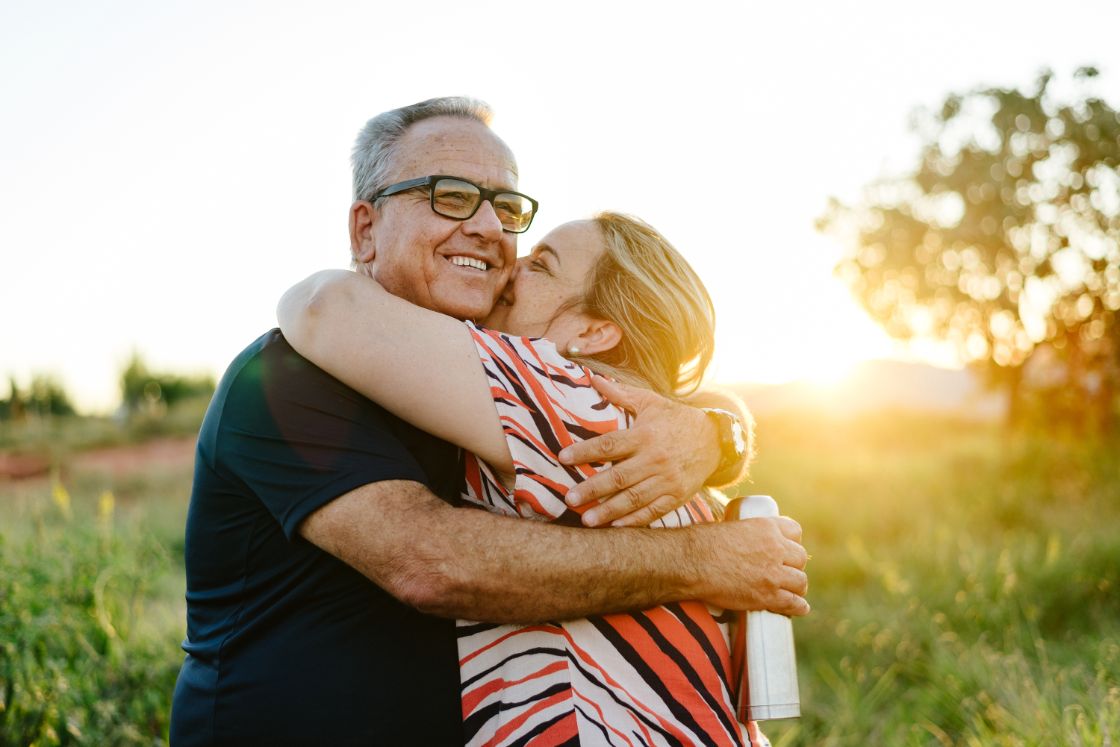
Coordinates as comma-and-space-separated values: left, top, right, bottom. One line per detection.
0, 409, 1117, 745
0, 397, 210, 460
0, 447, 190, 746
747, 410, 1120, 746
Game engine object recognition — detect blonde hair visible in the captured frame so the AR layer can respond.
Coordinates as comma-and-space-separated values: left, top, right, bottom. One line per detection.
572, 212, 716, 398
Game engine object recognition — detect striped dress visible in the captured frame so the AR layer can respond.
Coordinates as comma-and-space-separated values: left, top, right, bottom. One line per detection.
458, 323, 768, 747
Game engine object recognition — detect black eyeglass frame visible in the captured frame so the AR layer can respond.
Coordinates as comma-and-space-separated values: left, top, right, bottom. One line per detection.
371, 175, 539, 234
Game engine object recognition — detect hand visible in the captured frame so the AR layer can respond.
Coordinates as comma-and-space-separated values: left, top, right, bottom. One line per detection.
699, 516, 810, 616
558, 376, 720, 527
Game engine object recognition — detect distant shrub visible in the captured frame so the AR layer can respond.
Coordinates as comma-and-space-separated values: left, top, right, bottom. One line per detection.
0, 375, 75, 420
120, 353, 214, 417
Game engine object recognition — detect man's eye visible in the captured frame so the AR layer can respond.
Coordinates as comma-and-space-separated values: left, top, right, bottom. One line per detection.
437, 191, 472, 206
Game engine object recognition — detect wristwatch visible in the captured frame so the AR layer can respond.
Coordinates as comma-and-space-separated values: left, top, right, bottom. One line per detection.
702, 407, 747, 477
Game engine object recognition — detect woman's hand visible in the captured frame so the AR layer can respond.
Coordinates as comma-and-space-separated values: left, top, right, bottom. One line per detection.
558, 376, 723, 527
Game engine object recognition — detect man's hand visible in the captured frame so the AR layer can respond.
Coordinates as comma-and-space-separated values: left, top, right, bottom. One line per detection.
558, 376, 721, 527
699, 515, 810, 616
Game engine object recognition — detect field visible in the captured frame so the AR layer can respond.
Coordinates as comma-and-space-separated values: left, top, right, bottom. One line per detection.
1, 411, 1117, 746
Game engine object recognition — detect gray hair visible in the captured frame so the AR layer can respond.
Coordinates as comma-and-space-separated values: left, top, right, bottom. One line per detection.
351, 96, 494, 203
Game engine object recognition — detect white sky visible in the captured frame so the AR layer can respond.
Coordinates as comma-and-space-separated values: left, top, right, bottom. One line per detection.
3, 0, 1119, 412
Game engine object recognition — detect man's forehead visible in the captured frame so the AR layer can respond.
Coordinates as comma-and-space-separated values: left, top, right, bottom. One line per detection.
394, 117, 518, 184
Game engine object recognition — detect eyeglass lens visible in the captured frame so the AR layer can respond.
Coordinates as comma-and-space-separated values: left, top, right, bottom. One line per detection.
432, 178, 534, 233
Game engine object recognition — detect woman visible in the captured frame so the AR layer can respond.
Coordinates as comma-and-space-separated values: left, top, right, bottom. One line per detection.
278, 213, 766, 746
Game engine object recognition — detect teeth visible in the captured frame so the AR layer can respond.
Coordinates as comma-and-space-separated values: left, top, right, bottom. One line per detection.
450, 256, 488, 271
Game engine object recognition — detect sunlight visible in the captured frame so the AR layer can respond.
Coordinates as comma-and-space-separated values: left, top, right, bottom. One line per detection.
710, 337, 866, 388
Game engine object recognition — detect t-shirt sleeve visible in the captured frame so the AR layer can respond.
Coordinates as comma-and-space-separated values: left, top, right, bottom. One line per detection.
209, 333, 430, 540
462, 322, 627, 523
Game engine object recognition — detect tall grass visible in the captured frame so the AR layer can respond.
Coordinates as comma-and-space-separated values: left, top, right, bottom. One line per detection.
0, 411, 1116, 745
749, 411, 1120, 746
0, 463, 188, 745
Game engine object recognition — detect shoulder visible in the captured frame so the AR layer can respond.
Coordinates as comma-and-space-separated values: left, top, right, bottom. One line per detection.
463, 323, 626, 441
205, 331, 338, 431
226, 328, 374, 408
201, 329, 407, 462
462, 322, 588, 387
199, 330, 442, 503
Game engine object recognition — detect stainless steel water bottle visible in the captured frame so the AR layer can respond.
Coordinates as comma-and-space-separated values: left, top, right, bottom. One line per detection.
727, 494, 801, 721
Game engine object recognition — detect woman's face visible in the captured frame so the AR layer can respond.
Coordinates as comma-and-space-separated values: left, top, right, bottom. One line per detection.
482, 220, 604, 347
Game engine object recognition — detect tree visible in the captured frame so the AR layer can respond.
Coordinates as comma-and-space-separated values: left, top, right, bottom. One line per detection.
0, 375, 75, 419
819, 68, 1120, 433
28, 375, 76, 417
120, 352, 215, 416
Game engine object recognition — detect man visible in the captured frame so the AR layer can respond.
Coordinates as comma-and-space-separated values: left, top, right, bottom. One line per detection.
170, 97, 808, 745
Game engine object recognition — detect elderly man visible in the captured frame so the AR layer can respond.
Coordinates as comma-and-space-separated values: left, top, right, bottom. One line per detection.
170, 97, 808, 745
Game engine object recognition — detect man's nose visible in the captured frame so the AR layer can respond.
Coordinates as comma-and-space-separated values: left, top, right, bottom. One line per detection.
461, 199, 504, 241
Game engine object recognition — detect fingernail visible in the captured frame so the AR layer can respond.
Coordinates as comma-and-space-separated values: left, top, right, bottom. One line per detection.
566, 489, 582, 506
558, 447, 572, 463
582, 510, 600, 526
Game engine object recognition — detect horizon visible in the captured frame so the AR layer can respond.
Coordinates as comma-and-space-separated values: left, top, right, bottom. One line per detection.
4, 1, 1119, 412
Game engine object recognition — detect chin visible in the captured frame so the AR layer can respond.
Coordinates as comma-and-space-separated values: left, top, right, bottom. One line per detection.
435, 297, 495, 323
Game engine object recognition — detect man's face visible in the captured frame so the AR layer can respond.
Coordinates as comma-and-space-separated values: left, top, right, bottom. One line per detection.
361, 117, 519, 320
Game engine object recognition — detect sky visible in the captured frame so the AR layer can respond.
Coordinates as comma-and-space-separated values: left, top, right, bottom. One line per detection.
3, 0, 1119, 413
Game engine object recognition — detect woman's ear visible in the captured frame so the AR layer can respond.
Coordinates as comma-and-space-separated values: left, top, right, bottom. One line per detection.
570, 318, 622, 356
350, 201, 377, 264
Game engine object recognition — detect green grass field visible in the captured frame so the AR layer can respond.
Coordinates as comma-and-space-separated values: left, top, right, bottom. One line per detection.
1, 411, 1117, 745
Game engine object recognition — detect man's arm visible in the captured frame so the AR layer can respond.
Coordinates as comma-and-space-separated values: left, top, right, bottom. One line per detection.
560, 377, 753, 527
300, 479, 809, 624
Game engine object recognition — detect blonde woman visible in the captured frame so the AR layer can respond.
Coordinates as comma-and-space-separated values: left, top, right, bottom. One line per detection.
279, 213, 782, 746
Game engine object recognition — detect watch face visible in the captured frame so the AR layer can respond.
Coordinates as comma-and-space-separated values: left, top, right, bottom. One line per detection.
731, 421, 746, 456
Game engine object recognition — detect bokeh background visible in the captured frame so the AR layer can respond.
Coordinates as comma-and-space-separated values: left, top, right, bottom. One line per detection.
2, 2, 1118, 745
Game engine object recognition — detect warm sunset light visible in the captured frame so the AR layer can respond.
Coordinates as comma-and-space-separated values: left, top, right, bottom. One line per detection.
1, 2, 1116, 415
4, 5, 1118, 745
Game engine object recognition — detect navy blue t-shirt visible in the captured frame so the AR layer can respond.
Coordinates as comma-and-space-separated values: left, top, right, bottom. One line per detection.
169, 330, 463, 745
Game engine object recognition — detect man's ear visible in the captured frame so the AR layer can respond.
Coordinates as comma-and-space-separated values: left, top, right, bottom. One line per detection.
571, 318, 622, 356
349, 201, 377, 264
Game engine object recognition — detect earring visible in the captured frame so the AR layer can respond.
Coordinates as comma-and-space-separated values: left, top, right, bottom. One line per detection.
567, 345, 581, 356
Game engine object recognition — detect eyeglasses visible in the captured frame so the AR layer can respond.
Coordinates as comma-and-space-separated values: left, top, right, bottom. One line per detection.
371, 175, 538, 234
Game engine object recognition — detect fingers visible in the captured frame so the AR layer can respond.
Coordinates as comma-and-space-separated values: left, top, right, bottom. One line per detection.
782, 567, 809, 597
775, 589, 811, 617
610, 495, 681, 527
579, 479, 648, 526
777, 515, 802, 543
562, 450, 647, 507
558, 429, 638, 471
586, 491, 685, 528
783, 539, 809, 570
589, 374, 653, 414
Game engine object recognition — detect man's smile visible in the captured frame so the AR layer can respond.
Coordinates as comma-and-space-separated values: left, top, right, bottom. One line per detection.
448, 255, 490, 271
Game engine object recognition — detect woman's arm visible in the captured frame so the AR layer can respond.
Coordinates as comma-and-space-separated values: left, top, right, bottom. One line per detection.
277, 269, 514, 478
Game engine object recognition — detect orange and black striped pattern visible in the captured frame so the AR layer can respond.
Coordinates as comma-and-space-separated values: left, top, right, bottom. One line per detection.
457, 325, 768, 747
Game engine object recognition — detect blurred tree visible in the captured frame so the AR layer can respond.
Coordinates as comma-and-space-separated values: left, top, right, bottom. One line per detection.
0, 377, 26, 420
120, 352, 215, 416
0, 375, 75, 419
28, 375, 76, 416
820, 67, 1120, 434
